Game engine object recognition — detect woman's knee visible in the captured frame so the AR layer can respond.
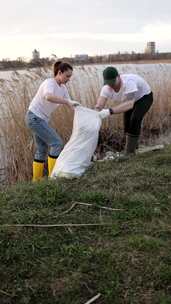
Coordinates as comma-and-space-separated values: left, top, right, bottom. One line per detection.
34, 150, 47, 161
34, 142, 48, 161
49, 138, 64, 157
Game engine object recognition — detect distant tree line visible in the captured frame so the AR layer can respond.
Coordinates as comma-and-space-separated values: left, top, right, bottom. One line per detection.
0, 57, 53, 70
0, 52, 171, 70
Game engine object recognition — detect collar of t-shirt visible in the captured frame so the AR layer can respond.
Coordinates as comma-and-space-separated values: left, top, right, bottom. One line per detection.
100, 80, 138, 100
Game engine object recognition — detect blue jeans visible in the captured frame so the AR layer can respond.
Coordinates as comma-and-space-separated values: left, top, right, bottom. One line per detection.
25, 111, 63, 161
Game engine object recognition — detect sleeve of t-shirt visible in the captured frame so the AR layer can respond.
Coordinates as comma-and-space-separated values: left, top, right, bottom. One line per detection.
125, 80, 138, 100
100, 86, 111, 99
42, 80, 55, 97
125, 80, 138, 94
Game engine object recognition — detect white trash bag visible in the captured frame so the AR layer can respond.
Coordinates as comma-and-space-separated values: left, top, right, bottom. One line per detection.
51, 107, 110, 179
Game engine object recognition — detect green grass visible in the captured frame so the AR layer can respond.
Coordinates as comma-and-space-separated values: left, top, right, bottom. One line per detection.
0, 146, 171, 304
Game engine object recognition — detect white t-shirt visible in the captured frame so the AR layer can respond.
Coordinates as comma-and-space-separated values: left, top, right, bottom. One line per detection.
29, 78, 70, 121
100, 74, 151, 103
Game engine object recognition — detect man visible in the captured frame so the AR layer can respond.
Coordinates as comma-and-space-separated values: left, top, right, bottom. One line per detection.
95, 66, 153, 158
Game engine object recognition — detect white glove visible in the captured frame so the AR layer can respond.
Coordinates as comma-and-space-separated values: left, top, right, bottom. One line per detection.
68, 100, 81, 107
98, 109, 110, 119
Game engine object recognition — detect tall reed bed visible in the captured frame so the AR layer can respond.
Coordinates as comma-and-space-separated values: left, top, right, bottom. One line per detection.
0, 64, 171, 183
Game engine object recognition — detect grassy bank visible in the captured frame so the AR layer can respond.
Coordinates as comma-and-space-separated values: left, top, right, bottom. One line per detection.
0, 146, 171, 304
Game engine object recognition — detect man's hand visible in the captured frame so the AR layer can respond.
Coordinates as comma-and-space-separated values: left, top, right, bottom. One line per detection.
98, 109, 110, 119
95, 96, 107, 111
95, 105, 102, 111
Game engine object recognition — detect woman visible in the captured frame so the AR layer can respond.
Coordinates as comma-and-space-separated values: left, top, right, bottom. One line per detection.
25, 61, 79, 181
95, 66, 153, 158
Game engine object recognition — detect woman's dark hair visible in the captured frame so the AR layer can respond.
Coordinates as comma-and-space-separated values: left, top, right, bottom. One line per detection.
54, 61, 73, 76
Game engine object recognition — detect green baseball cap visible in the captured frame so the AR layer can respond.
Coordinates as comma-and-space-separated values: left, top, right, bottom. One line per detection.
103, 66, 119, 85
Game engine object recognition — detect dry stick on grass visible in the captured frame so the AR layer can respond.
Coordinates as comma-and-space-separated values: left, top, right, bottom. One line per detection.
0, 289, 12, 297
59, 202, 124, 216
84, 293, 101, 304
59, 202, 78, 215
77, 202, 124, 211
1, 223, 113, 228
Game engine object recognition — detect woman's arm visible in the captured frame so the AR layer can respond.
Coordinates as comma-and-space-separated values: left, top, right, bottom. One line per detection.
45, 93, 70, 105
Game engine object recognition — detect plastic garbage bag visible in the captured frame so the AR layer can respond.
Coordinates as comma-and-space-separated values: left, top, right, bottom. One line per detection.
51, 107, 110, 179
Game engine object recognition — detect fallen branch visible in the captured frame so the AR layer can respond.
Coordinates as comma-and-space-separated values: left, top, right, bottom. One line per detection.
1, 223, 171, 233
77, 202, 123, 211
0, 289, 12, 297
59, 202, 77, 215
137, 144, 164, 154
59, 201, 124, 216
0, 223, 113, 228
84, 293, 101, 304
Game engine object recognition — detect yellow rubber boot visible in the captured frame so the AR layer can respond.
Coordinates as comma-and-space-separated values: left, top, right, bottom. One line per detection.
48, 156, 57, 177
32, 160, 44, 182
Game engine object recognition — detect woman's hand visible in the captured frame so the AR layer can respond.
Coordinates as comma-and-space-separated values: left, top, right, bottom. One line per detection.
68, 100, 81, 107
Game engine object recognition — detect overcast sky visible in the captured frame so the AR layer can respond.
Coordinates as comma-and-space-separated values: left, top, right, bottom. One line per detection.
0, 0, 171, 59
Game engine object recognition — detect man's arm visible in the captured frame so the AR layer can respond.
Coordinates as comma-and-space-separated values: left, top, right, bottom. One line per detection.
110, 100, 135, 114
95, 96, 108, 111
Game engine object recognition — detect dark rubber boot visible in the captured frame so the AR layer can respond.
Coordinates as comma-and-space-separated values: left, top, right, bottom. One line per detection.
125, 134, 139, 155
115, 134, 139, 161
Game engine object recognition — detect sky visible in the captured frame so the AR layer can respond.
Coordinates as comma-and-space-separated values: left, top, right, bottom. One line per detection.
0, 0, 171, 60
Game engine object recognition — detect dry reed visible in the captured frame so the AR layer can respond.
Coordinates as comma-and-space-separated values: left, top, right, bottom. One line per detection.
0, 64, 171, 183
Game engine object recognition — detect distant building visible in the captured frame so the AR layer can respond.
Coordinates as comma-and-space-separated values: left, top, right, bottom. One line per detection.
74, 54, 89, 61
50, 54, 58, 62
102, 55, 110, 63
32, 49, 40, 60
145, 42, 156, 54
